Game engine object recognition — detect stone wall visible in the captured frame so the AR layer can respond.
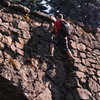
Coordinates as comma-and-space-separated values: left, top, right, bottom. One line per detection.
69, 25, 100, 100
0, 3, 100, 100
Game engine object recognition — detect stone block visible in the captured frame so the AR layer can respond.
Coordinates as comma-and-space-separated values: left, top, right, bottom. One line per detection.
0, 42, 5, 49
12, 59, 21, 70
75, 58, 81, 63
88, 78, 100, 93
81, 58, 86, 65
0, 50, 3, 63
11, 44, 16, 52
77, 43, 86, 51
97, 70, 100, 77
80, 52, 86, 58
77, 88, 92, 100
4, 36, 12, 46
18, 37, 25, 44
16, 48, 24, 56
21, 30, 31, 39
70, 41, 77, 49
0, 25, 11, 35
2, 13, 13, 23
15, 42, 24, 49
12, 19, 29, 31
36, 88, 52, 100
76, 71, 86, 83
0, 18, 2, 23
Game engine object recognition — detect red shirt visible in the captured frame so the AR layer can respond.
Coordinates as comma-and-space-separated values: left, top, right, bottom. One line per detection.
53, 19, 62, 34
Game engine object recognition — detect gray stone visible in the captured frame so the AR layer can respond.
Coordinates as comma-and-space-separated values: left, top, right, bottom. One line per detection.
0, 18, 2, 23
16, 48, 24, 56
0, 25, 11, 35
80, 52, 86, 58
97, 70, 100, 77
36, 88, 52, 100
87, 58, 97, 64
9, 26, 21, 34
13, 14, 19, 19
34, 81, 45, 94
95, 65, 100, 70
3, 52, 11, 59
77, 43, 86, 51
98, 78, 100, 85
88, 78, 100, 93
85, 59, 91, 67
18, 37, 25, 44
74, 63, 88, 72
21, 30, 31, 39
88, 68, 95, 75
86, 51, 93, 58
2, 36, 7, 44
4, 36, 12, 46
71, 50, 78, 57
93, 41, 100, 49
93, 49, 100, 55
70, 41, 77, 49
2, 14, 13, 23
75, 58, 81, 63
76, 71, 86, 83
0, 42, 5, 49
13, 59, 21, 70
11, 44, 16, 52
0, 22, 9, 29
0, 50, 3, 63
70, 35, 79, 42
33, 21, 42, 26
18, 21, 30, 31
86, 47, 92, 52
81, 58, 86, 65
12, 19, 29, 31
77, 88, 92, 100
96, 92, 100, 100
15, 41, 24, 49
0, 33, 3, 41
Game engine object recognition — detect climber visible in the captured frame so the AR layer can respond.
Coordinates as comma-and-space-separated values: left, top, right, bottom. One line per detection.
50, 14, 74, 60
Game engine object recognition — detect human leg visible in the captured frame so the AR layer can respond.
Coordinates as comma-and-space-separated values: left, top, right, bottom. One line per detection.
50, 43, 55, 56
65, 36, 74, 59
66, 48, 73, 58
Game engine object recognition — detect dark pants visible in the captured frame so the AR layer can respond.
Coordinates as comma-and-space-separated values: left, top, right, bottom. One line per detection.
51, 34, 68, 50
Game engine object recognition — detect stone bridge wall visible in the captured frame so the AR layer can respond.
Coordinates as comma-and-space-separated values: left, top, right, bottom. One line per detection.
0, 3, 100, 100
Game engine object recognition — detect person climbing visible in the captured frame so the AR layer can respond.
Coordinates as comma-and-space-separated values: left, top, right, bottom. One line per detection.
50, 14, 74, 60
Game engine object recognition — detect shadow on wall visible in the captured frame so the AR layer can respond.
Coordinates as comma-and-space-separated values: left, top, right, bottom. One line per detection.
23, 26, 82, 100
0, 75, 28, 100
24, 26, 51, 60
42, 58, 82, 100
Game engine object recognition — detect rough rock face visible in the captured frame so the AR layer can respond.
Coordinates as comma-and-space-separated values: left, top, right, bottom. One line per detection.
0, 3, 100, 100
